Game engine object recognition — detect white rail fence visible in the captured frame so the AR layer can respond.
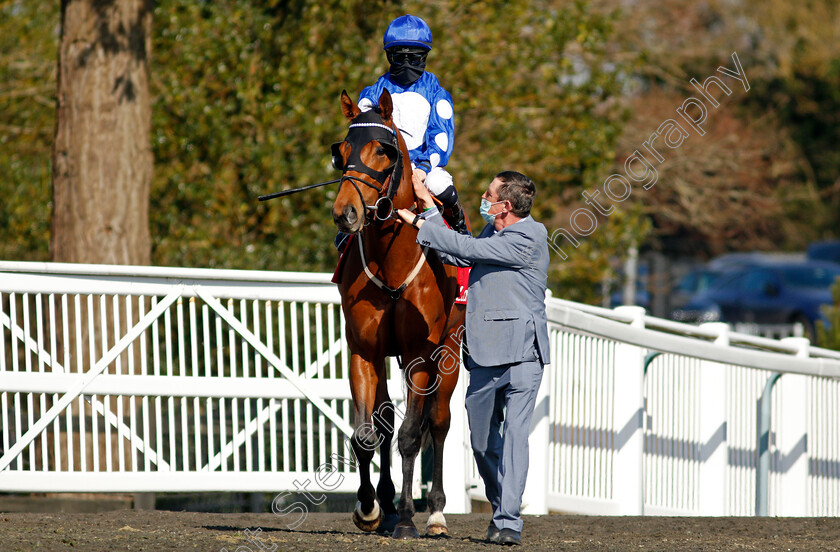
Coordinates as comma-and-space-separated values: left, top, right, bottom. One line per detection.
1, 262, 839, 517
0, 262, 427, 499
506, 300, 840, 517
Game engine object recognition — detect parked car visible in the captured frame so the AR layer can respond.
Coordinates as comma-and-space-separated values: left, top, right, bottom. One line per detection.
707, 251, 804, 270
670, 261, 840, 340
807, 240, 840, 265
669, 268, 725, 310
607, 263, 651, 309
609, 280, 651, 309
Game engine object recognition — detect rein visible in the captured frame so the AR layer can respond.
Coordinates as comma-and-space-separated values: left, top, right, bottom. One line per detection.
257, 119, 403, 209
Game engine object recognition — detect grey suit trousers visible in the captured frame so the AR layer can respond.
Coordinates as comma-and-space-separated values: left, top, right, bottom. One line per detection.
465, 359, 543, 533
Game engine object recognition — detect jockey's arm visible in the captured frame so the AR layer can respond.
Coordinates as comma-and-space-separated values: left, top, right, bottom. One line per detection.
420, 87, 455, 169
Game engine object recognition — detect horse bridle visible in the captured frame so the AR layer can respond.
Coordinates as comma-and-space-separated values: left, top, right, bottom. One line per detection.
331, 110, 405, 223
332, 109, 429, 302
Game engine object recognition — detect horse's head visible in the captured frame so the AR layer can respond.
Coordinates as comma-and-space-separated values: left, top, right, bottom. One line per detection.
331, 89, 404, 234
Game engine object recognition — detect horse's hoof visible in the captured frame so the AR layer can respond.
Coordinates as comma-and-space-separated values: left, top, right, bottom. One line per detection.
426, 524, 449, 536
391, 522, 420, 539
376, 513, 400, 535
352, 500, 382, 532
425, 511, 449, 536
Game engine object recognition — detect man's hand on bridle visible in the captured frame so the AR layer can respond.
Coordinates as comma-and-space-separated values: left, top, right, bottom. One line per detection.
395, 207, 424, 229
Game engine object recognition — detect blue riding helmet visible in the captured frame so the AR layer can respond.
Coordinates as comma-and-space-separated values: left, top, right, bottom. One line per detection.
383, 14, 432, 51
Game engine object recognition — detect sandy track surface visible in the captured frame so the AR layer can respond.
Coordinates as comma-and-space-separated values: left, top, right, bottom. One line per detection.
2, 510, 839, 551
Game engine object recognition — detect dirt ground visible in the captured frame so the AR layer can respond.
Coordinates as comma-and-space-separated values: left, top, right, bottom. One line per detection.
1, 510, 839, 551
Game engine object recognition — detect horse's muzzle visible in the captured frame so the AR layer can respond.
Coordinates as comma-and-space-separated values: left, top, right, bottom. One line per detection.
333, 204, 361, 233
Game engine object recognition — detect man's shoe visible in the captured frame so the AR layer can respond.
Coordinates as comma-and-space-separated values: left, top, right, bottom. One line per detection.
498, 528, 521, 546
486, 522, 500, 543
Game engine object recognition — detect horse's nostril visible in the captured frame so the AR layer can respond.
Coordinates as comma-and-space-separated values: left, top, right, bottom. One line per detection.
344, 206, 358, 224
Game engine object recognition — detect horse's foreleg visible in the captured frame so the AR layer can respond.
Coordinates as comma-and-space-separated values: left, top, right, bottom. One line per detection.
350, 417, 383, 531
373, 385, 399, 533
349, 355, 382, 532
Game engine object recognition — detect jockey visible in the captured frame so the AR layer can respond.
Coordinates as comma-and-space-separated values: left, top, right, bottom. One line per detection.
335, 14, 467, 252
362, 14, 468, 234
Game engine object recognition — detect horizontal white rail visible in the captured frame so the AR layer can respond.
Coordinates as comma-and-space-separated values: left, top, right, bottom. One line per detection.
546, 301, 840, 377
0, 373, 401, 400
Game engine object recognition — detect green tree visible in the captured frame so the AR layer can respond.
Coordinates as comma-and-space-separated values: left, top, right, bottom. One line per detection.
150, 0, 394, 272
0, 0, 57, 261
1, 0, 646, 301
425, 0, 646, 301
817, 278, 840, 351
149, 0, 641, 301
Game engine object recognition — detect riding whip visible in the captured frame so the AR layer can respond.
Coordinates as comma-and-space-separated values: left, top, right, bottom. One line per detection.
258, 178, 342, 201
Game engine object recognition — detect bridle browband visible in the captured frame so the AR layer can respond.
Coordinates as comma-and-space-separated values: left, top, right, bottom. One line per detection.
331, 110, 405, 223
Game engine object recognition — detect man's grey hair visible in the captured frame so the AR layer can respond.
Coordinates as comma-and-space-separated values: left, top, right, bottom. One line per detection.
495, 171, 535, 217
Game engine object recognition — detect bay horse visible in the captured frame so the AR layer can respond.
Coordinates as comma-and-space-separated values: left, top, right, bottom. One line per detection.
331, 88, 465, 539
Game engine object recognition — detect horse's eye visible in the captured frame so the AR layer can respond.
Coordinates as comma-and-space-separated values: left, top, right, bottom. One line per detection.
376, 146, 386, 155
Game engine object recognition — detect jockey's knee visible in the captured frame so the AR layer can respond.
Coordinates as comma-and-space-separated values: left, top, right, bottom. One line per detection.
423, 167, 454, 196
334, 232, 350, 252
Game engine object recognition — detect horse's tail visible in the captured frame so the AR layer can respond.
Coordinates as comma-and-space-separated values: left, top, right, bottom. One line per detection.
420, 421, 433, 453
419, 401, 434, 453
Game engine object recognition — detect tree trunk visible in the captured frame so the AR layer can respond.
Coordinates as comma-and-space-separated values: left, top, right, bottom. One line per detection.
51, 0, 152, 265
49, 1, 153, 485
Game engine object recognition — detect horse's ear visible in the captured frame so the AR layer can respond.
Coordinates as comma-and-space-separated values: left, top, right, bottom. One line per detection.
378, 89, 393, 124
340, 89, 360, 121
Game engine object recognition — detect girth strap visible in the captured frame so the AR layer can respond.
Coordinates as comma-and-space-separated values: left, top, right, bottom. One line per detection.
358, 237, 428, 301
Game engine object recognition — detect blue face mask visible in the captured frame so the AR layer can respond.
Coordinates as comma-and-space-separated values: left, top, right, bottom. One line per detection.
480, 198, 504, 224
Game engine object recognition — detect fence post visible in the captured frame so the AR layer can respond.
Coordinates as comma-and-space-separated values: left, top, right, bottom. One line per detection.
776, 337, 810, 516
698, 322, 729, 515
613, 306, 646, 515
756, 372, 781, 516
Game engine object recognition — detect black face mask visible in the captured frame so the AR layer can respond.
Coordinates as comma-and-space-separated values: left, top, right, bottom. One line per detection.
387, 49, 427, 87
389, 63, 425, 87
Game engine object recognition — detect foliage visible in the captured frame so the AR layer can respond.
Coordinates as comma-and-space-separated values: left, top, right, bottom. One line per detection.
149, 0, 636, 295
0, 0, 57, 261
617, 0, 840, 256
817, 278, 840, 351
150, 0, 394, 272
615, 88, 822, 258
739, 0, 840, 219
5, 0, 836, 303
419, 0, 641, 299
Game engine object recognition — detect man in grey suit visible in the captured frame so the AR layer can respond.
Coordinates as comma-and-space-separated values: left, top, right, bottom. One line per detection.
396, 171, 550, 546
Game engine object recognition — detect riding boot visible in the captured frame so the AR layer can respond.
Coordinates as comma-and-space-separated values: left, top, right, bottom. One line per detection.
446, 199, 470, 235
434, 188, 470, 235
335, 232, 350, 254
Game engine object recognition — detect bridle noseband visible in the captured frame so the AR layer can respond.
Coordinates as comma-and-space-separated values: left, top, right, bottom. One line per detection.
331, 111, 404, 223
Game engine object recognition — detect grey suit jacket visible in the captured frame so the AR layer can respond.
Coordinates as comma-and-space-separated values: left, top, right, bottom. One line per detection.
417, 209, 550, 368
